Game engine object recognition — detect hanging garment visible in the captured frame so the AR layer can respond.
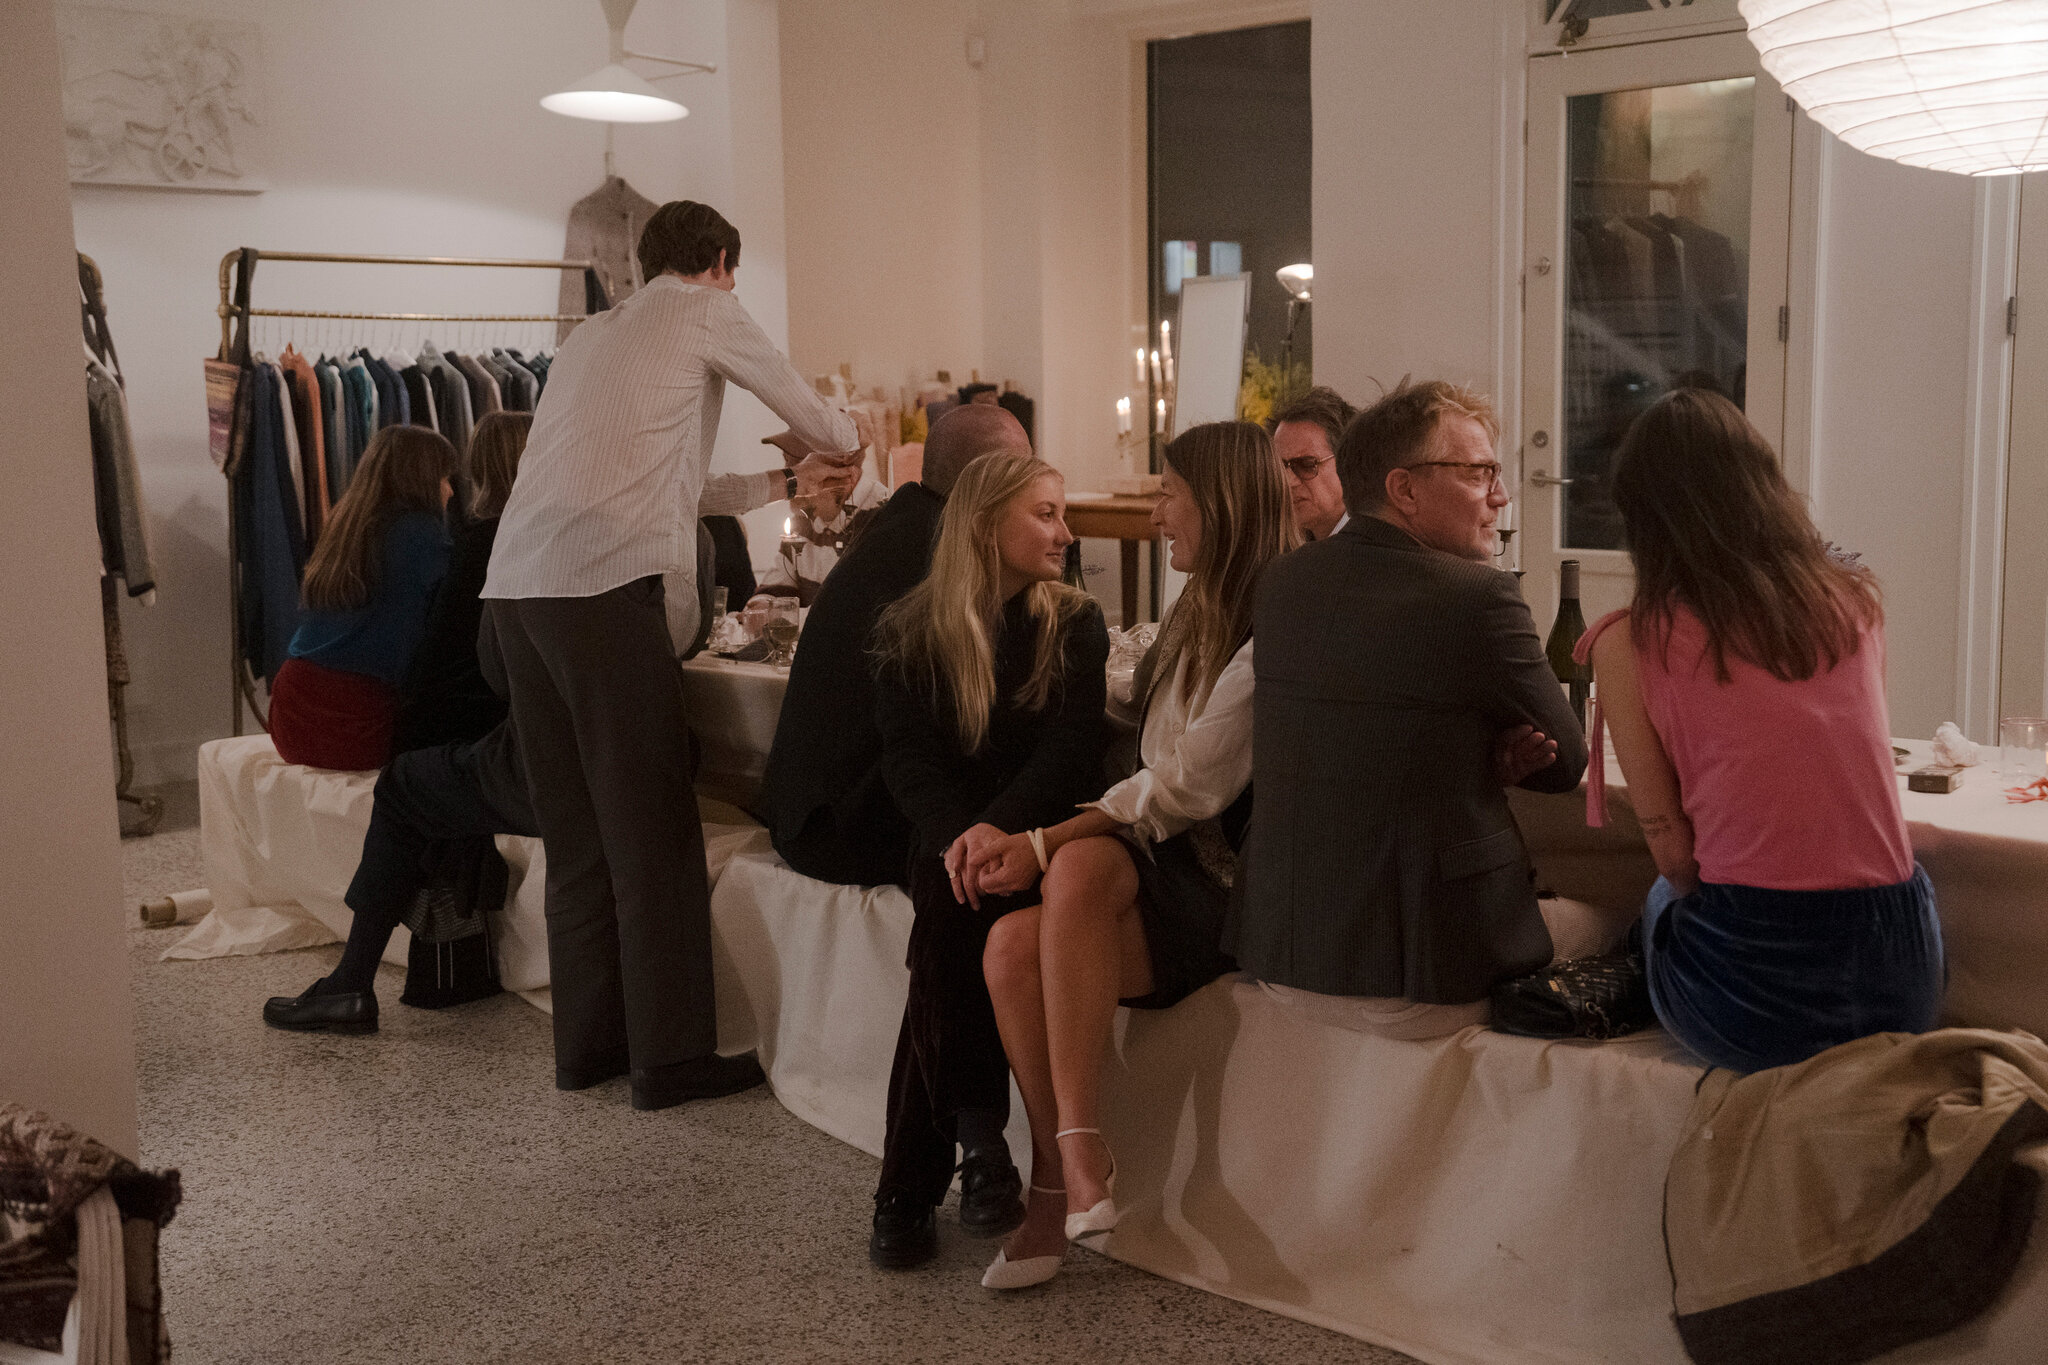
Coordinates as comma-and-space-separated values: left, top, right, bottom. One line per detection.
264, 359, 308, 542
277, 347, 331, 540
344, 354, 377, 448
315, 357, 347, 501
400, 363, 437, 431
239, 362, 307, 681
558, 175, 659, 342
417, 342, 473, 455
450, 351, 502, 417
84, 356, 157, 598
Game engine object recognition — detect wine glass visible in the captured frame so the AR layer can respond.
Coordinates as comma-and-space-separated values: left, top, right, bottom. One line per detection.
764, 602, 801, 667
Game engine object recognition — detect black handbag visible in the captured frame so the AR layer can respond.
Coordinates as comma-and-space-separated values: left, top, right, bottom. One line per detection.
1491, 930, 1655, 1041
398, 835, 505, 1010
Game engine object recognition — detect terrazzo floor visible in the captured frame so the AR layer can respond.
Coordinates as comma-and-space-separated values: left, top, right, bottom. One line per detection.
121, 785, 1419, 1365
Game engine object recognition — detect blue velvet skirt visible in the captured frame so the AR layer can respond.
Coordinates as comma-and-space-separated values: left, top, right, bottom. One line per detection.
1643, 865, 1944, 1074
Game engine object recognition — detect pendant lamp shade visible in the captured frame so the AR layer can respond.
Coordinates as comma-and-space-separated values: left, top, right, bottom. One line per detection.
541, 63, 687, 123
1739, 1, 2048, 176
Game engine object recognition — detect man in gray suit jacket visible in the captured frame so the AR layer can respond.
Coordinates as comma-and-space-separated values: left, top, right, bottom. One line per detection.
1227, 379, 1594, 1036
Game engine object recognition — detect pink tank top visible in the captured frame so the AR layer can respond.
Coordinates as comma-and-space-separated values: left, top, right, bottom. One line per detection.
1575, 607, 1912, 891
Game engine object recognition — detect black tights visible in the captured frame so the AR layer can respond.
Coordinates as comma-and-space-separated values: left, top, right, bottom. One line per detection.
319, 723, 536, 996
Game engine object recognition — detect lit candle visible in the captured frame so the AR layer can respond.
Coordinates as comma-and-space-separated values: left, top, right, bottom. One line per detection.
1160, 318, 1172, 362
1155, 397, 1166, 432
1116, 396, 1131, 434
1134, 347, 1147, 387
1149, 349, 1162, 388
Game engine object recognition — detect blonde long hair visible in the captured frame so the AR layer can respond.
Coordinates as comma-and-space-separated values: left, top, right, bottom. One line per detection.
302, 425, 456, 612
872, 452, 1093, 753
1146, 421, 1299, 708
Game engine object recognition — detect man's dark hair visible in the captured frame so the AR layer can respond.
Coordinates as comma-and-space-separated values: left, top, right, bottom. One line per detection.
637, 201, 742, 281
1335, 378, 1498, 514
1268, 386, 1357, 456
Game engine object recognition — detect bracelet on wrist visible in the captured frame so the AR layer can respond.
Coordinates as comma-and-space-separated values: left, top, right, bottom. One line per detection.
1026, 828, 1050, 874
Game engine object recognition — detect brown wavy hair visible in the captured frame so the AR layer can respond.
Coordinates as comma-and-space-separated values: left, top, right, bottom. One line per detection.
1612, 387, 1880, 683
467, 411, 531, 519
1148, 421, 1300, 706
302, 425, 457, 613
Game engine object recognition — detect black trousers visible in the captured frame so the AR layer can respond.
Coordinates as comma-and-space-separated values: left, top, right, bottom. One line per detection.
877, 856, 1023, 1205
343, 721, 537, 930
485, 578, 719, 1074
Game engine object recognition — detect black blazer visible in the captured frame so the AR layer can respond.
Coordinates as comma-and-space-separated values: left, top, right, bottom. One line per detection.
1225, 514, 1588, 1004
875, 593, 1109, 862
760, 484, 944, 880
392, 513, 506, 755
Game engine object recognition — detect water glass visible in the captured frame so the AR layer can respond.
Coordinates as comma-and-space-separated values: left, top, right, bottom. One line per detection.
2000, 717, 2048, 781
711, 586, 729, 620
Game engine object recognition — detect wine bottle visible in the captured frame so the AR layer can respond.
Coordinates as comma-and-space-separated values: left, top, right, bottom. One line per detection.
1547, 559, 1591, 731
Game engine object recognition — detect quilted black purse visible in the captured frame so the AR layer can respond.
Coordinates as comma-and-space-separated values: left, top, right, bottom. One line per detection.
1491, 931, 1655, 1041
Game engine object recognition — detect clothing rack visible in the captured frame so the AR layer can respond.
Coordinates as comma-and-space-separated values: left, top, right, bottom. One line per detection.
214, 249, 598, 735
82, 252, 165, 836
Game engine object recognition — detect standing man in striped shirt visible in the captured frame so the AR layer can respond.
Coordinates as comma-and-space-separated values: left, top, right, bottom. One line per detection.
482, 201, 861, 1109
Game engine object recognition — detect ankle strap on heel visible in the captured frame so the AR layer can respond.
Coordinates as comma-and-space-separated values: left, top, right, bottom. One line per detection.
1029, 1183, 1066, 1195
1055, 1127, 1100, 1139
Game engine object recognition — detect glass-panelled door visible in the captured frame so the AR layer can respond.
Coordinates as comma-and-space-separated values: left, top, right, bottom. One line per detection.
1521, 32, 1793, 628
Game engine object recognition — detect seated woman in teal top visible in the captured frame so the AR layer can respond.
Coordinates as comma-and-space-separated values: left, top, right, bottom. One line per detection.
270, 425, 458, 770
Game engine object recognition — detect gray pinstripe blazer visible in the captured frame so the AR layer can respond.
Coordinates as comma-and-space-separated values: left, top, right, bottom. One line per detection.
1224, 514, 1588, 1004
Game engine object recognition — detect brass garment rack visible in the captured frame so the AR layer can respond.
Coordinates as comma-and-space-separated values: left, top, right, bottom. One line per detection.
215, 248, 598, 735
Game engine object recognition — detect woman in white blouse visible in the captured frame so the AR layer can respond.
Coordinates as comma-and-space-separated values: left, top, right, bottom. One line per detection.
966, 421, 1299, 1288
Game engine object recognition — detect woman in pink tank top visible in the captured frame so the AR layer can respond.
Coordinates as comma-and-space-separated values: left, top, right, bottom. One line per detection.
1578, 388, 1941, 1073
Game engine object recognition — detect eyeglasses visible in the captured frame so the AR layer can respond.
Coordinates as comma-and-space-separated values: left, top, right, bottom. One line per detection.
1405, 459, 1505, 490
1281, 453, 1336, 484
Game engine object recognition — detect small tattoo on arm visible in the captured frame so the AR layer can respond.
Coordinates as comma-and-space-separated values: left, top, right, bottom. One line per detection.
1639, 814, 1678, 837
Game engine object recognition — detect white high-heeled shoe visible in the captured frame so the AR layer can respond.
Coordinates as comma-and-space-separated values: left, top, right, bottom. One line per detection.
1057, 1127, 1119, 1242
980, 1185, 1066, 1290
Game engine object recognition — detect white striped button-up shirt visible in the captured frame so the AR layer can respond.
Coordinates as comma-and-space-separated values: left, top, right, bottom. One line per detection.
483, 274, 856, 601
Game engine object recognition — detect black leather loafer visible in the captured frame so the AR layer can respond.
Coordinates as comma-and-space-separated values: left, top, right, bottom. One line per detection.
555, 1052, 632, 1092
957, 1148, 1026, 1238
869, 1192, 939, 1270
629, 1051, 767, 1111
262, 985, 377, 1034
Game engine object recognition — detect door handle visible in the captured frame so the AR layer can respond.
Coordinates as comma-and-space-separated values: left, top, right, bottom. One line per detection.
1529, 471, 1574, 488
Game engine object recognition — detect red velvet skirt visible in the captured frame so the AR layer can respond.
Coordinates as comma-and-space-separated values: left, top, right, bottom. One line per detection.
269, 658, 397, 771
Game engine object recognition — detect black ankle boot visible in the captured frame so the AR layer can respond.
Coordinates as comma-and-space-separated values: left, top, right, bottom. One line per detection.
956, 1145, 1025, 1238
869, 1191, 938, 1269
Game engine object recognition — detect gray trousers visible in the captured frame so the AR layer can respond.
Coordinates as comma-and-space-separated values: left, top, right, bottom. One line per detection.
484, 576, 717, 1073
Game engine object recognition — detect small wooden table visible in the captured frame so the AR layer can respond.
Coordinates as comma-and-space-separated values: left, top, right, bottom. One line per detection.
1065, 494, 1156, 628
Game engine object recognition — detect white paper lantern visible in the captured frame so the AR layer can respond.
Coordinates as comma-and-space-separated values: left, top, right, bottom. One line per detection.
1740, 1, 2048, 176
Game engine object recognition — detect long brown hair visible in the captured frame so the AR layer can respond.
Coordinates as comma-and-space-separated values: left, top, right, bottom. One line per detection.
1148, 421, 1300, 707
871, 452, 1093, 753
302, 426, 457, 612
1612, 388, 1879, 682
467, 411, 531, 518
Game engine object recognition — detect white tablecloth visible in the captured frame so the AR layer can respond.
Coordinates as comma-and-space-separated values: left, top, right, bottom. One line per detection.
176, 735, 764, 1014
679, 656, 788, 809
707, 841, 2048, 1365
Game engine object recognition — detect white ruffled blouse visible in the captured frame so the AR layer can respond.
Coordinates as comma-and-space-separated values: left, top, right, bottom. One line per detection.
1086, 638, 1255, 846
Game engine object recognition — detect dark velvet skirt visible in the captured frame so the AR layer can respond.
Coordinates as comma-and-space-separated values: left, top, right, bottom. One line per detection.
1120, 823, 1239, 1011
270, 658, 396, 771
1642, 864, 1944, 1074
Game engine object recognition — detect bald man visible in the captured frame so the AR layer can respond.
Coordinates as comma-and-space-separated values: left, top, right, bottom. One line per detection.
761, 404, 1031, 889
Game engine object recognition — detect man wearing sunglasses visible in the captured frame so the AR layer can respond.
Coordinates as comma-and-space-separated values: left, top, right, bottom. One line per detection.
1229, 379, 1594, 1040
1269, 386, 1358, 542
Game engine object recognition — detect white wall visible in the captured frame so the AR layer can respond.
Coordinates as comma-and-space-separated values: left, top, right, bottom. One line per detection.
1805, 148, 1979, 738
72, 0, 792, 783
0, 0, 140, 1158
1309, 0, 1988, 739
